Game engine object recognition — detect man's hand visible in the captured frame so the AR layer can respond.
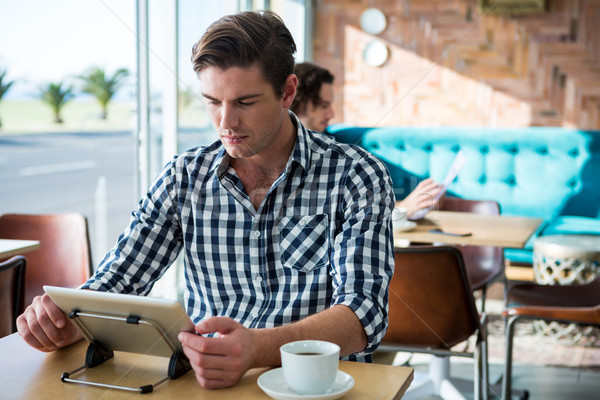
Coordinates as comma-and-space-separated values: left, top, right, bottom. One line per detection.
399, 178, 442, 218
178, 306, 367, 389
16, 293, 82, 352
178, 317, 257, 389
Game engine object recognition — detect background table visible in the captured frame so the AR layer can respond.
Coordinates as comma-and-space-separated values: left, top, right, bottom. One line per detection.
394, 210, 542, 249
0, 333, 413, 400
0, 239, 40, 260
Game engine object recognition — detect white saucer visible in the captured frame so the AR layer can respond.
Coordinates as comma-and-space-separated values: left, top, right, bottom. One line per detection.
257, 368, 355, 400
393, 220, 417, 232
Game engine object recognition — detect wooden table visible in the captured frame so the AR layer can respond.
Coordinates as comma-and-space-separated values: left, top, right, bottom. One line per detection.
0, 333, 413, 400
0, 239, 41, 260
394, 210, 543, 249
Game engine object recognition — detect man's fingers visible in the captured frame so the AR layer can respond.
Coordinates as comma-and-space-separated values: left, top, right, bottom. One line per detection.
179, 330, 237, 357
195, 316, 238, 335
41, 294, 67, 329
417, 198, 436, 208
180, 338, 244, 389
195, 366, 239, 382
193, 372, 233, 389
16, 294, 76, 352
178, 316, 250, 389
419, 183, 440, 194
24, 306, 58, 351
189, 357, 243, 389
416, 178, 441, 192
181, 343, 237, 370
34, 296, 67, 346
16, 313, 46, 351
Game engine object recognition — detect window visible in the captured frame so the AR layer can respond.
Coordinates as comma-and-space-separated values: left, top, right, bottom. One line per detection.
134, 0, 310, 298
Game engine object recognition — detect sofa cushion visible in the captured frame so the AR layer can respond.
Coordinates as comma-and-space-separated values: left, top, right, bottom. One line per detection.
328, 124, 600, 220
541, 216, 600, 236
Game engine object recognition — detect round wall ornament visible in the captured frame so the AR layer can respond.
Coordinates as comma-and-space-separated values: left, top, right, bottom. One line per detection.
363, 39, 389, 67
360, 8, 387, 35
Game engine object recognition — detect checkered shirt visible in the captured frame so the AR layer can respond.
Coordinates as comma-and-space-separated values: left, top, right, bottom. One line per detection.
82, 115, 396, 361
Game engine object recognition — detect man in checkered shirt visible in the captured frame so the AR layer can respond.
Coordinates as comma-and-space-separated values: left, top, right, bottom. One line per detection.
17, 10, 395, 389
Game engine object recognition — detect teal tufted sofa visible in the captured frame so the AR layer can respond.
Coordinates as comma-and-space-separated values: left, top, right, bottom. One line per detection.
326, 124, 600, 264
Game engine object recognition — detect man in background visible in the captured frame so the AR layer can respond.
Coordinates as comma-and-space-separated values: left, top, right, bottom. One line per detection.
292, 61, 441, 218
290, 62, 335, 133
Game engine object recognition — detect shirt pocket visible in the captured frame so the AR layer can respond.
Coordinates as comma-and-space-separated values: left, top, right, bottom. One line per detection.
279, 214, 330, 273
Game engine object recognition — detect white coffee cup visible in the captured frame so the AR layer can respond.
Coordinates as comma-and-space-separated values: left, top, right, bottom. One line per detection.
280, 340, 340, 395
392, 206, 408, 230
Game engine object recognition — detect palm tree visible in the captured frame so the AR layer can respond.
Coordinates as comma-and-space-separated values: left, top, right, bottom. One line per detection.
78, 67, 129, 120
39, 82, 74, 124
0, 66, 16, 128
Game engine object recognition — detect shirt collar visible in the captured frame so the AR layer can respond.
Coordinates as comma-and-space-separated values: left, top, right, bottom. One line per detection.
211, 147, 228, 177
286, 111, 311, 175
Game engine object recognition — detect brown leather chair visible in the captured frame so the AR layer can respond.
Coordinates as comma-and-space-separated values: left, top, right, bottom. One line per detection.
501, 275, 600, 400
0, 213, 93, 308
379, 246, 489, 400
0, 255, 26, 337
439, 197, 504, 311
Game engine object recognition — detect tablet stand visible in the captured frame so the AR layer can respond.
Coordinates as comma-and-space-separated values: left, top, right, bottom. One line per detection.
60, 309, 191, 394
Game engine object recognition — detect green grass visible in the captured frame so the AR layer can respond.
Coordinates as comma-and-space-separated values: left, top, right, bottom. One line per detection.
0, 100, 135, 134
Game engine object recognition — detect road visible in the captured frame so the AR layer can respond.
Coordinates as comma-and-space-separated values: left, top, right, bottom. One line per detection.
0, 128, 218, 268
0, 131, 137, 267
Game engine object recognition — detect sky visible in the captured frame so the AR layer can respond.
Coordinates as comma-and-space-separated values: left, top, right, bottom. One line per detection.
0, 0, 136, 100
0, 0, 306, 101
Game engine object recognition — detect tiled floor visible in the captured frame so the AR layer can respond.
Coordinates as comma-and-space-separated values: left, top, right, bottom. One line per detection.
495, 362, 600, 400
375, 346, 600, 399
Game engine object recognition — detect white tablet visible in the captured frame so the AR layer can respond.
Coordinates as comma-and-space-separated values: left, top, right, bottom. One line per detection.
44, 286, 195, 358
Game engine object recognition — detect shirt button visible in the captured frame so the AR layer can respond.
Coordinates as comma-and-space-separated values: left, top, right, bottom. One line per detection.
253, 231, 261, 238
298, 219, 306, 226
255, 276, 263, 283
252, 311, 259, 318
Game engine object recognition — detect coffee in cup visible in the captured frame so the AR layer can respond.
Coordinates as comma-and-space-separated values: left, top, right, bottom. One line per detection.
280, 340, 340, 395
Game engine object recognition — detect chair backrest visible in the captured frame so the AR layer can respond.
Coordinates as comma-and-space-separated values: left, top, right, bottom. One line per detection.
439, 197, 504, 291
0, 255, 26, 337
0, 213, 93, 308
383, 246, 481, 349
439, 197, 500, 216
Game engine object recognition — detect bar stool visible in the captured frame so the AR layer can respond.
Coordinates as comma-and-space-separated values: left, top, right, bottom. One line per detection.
532, 234, 600, 344
534, 234, 600, 285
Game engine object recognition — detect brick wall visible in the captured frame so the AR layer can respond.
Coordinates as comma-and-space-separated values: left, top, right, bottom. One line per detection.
312, 0, 600, 129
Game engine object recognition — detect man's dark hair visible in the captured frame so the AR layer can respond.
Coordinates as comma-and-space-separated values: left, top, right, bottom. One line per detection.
191, 10, 296, 97
290, 62, 334, 115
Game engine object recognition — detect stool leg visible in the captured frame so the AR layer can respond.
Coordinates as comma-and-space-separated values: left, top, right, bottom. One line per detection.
502, 315, 518, 400
480, 287, 488, 313
481, 330, 489, 400
429, 355, 450, 394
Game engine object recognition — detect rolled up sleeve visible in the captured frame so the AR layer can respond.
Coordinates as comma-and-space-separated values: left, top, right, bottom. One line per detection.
330, 152, 395, 357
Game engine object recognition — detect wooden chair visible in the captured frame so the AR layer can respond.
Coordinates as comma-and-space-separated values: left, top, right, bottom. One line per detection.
0, 213, 93, 308
379, 246, 489, 400
0, 255, 26, 337
439, 197, 504, 311
501, 275, 600, 400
